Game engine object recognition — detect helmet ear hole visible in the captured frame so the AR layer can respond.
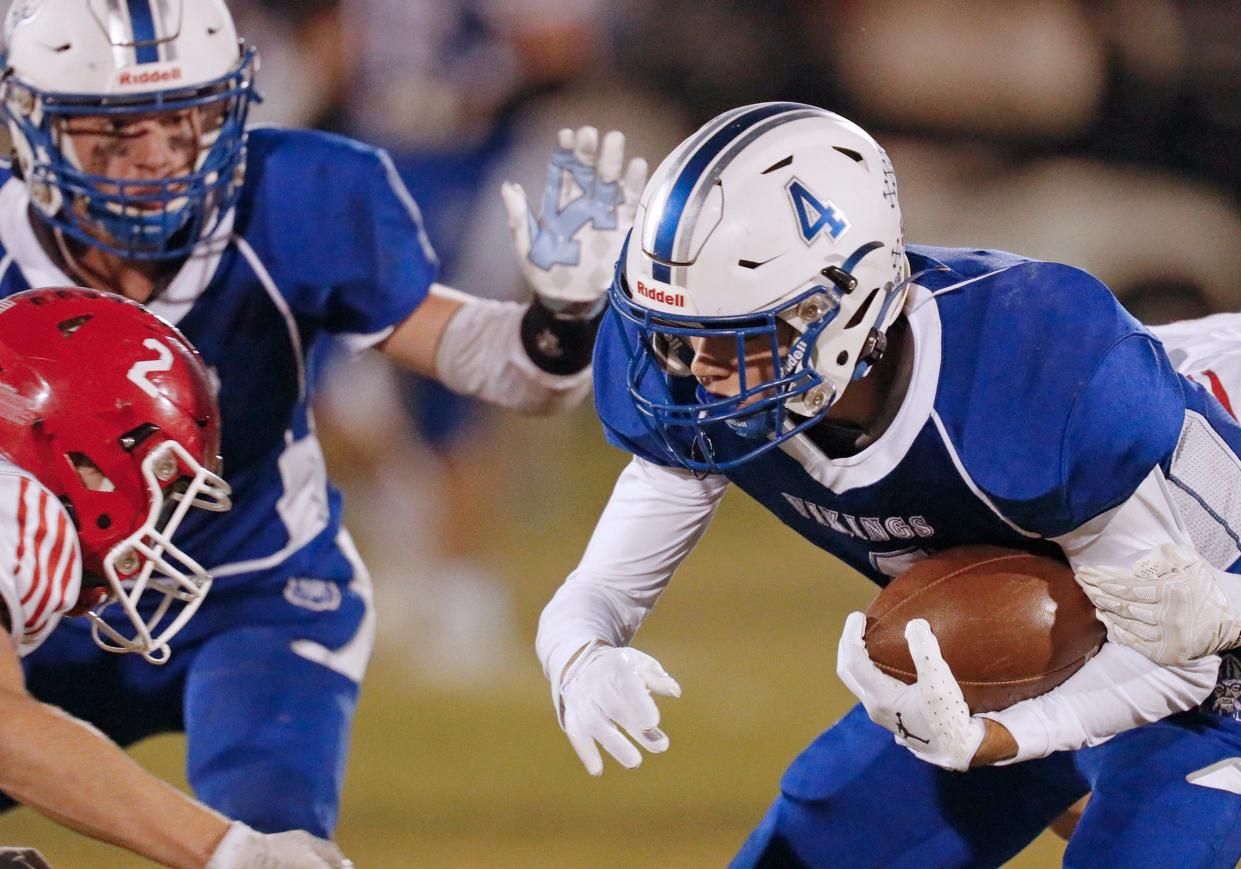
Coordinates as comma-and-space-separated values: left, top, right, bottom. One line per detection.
66, 452, 115, 492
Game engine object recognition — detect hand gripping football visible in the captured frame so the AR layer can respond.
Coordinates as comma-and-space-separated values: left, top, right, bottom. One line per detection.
864, 545, 1106, 713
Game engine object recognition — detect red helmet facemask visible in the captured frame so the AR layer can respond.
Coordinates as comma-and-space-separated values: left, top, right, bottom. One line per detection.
0, 288, 230, 663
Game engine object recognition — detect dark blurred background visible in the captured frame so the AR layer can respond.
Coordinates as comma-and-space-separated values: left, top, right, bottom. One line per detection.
3, 1, 1239, 865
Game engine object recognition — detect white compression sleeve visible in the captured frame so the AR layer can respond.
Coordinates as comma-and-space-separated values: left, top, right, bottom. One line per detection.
432, 285, 592, 414
978, 642, 1218, 763
536, 457, 728, 705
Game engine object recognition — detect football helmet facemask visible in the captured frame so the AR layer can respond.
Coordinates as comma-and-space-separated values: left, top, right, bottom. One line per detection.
609, 103, 910, 473
1, 0, 258, 260
0, 288, 230, 663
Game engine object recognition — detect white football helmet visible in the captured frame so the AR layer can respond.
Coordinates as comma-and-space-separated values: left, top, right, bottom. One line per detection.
0, 0, 258, 259
608, 102, 910, 472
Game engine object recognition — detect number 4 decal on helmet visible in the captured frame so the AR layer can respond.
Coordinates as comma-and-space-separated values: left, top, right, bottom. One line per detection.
127, 339, 174, 398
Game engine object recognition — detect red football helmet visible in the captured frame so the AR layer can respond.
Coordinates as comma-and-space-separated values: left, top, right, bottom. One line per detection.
0, 288, 231, 663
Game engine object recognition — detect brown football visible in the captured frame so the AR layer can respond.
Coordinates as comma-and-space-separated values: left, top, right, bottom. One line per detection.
864, 545, 1106, 713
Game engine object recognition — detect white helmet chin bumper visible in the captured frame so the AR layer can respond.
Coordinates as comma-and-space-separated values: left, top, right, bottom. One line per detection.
89, 440, 230, 664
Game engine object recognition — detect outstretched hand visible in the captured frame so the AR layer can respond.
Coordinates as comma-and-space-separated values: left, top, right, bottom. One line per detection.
502, 126, 647, 317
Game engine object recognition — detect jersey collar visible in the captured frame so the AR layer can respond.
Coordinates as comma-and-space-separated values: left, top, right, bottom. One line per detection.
776, 282, 943, 493
0, 177, 234, 326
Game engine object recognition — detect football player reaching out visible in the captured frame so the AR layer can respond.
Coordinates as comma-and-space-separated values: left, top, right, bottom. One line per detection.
0, 288, 349, 867
0, 0, 643, 841
536, 103, 1241, 867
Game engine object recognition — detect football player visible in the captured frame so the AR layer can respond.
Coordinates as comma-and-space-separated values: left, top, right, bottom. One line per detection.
0, 0, 643, 839
0, 288, 349, 867
536, 103, 1241, 867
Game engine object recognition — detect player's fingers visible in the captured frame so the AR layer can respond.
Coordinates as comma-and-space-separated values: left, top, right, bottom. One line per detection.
589, 713, 643, 769
603, 693, 669, 756
557, 127, 575, 151
1073, 565, 1121, 589
631, 650, 682, 698
564, 707, 605, 776
500, 182, 533, 253
1114, 599, 1159, 625
1096, 581, 1161, 605
1101, 611, 1160, 644
837, 611, 884, 695
1075, 578, 1141, 617
623, 156, 649, 204
296, 833, 351, 867
604, 672, 662, 733
1085, 590, 1160, 627
632, 725, 670, 754
1076, 569, 1161, 605
1104, 618, 1159, 657
597, 130, 625, 184
574, 126, 600, 168
905, 619, 953, 683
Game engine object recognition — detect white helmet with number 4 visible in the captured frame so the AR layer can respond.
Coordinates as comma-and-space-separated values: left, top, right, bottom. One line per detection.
1, 0, 258, 259
608, 102, 910, 472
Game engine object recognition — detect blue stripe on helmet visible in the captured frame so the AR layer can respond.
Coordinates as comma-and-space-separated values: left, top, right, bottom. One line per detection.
127, 0, 160, 64
841, 241, 883, 275
651, 103, 810, 275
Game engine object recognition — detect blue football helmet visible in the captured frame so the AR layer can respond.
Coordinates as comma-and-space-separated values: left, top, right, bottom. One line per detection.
1, 0, 258, 260
609, 103, 910, 473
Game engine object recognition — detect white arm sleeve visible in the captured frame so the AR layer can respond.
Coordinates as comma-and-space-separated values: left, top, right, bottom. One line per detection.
978, 467, 1220, 761
535, 457, 728, 698
431, 284, 592, 415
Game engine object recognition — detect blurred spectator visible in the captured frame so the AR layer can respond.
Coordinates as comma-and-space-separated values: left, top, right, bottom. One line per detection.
233, 0, 352, 130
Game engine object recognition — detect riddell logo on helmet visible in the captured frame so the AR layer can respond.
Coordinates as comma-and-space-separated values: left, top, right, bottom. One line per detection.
635, 281, 685, 308
116, 67, 183, 88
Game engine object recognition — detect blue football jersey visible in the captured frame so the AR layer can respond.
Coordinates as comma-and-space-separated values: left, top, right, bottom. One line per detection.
595, 245, 1241, 583
0, 127, 438, 579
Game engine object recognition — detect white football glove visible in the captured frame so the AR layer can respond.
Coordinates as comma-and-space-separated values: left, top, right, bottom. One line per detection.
501, 126, 647, 318
836, 612, 986, 772
557, 643, 680, 776
206, 821, 353, 869
1075, 543, 1241, 665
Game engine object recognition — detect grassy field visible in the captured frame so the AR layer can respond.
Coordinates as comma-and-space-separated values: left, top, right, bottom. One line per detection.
0, 408, 1067, 867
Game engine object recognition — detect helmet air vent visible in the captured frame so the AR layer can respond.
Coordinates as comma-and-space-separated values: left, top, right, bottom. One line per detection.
56, 315, 92, 338
761, 155, 794, 175
738, 255, 781, 270
833, 147, 864, 163
844, 288, 880, 330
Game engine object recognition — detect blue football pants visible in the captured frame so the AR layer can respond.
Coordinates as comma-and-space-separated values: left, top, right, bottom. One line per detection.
733, 703, 1241, 868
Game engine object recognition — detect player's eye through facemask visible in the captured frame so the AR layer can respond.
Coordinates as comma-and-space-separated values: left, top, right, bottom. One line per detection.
2, 48, 258, 260
609, 265, 847, 473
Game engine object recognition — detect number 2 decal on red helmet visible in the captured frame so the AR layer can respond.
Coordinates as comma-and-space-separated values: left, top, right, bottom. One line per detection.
126, 339, 174, 398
